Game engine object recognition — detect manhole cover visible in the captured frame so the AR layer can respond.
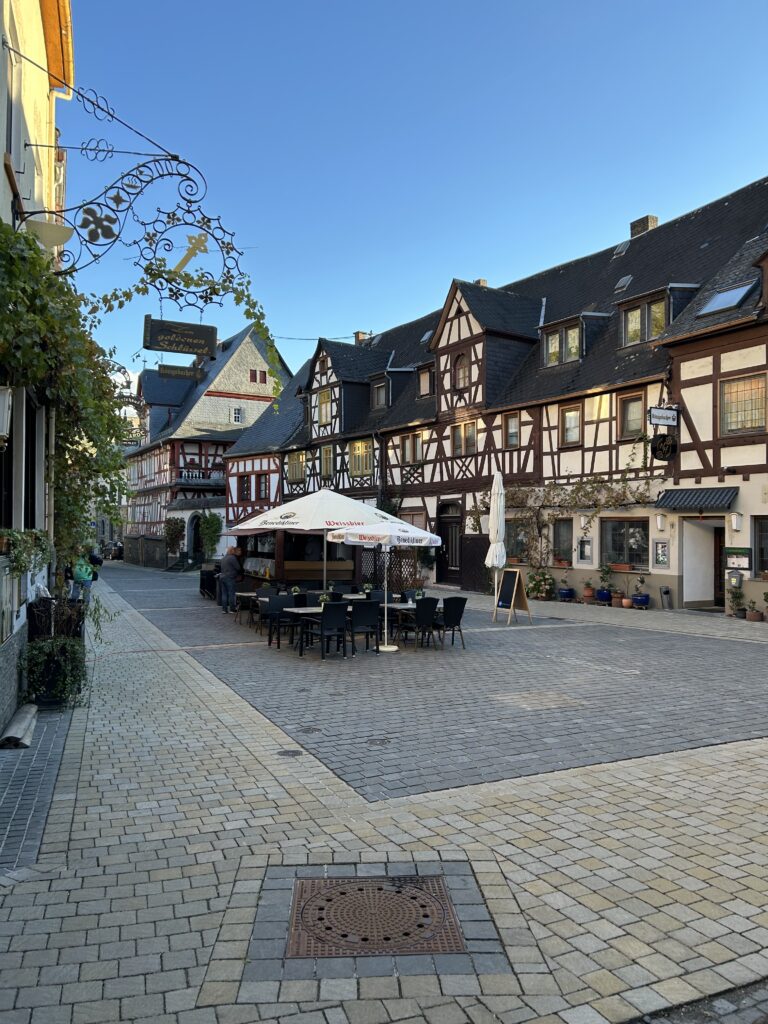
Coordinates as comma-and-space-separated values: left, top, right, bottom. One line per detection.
286, 876, 467, 957
299, 726, 321, 735
277, 749, 303, 758
366, 737, 390, 747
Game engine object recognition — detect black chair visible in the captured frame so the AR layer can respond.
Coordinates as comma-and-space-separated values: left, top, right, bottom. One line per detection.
307, 602, 348, 659
329, 590, 345, 602
347, 601, 380, 656
400, 589, 416, 603
250, 586, 277, 629
291, 592, 308, 607
306, 591, 323, 606
395, 597, 440, 649
264, 595, 294, 648
367, 589, 384, 603
349, 584, 360, 594
436, 596, 467, 649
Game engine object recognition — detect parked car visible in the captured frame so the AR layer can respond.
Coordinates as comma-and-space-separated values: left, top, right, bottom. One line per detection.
102, 541, 124, 560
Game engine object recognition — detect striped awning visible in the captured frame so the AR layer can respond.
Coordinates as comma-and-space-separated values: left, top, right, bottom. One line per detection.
655, 487, 739, 512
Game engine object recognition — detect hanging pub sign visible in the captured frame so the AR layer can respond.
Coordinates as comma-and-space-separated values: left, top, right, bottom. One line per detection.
157, 364, 205, 381
650, 434, 678, 462
648, 406, 679, 427
143, 316, 217, 357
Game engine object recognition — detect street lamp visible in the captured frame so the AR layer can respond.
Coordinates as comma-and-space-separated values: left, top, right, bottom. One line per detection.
0, 387, 12, 452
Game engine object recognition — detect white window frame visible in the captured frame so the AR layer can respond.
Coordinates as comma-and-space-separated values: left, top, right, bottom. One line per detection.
349, 439, 373, 477
286, 451, 305, 482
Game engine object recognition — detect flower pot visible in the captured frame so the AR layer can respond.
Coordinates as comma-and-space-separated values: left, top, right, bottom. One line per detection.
596, 587, 611, 604
746, 610, 763, 622
632, 593, 650, 608
558, 587, 575, 601
582, 587, 595, 603
611, 593, 624, 608
507, 557, 521, 565
621, 597, 633, 608
733, 608, 747, 619
610, 563, 631, 572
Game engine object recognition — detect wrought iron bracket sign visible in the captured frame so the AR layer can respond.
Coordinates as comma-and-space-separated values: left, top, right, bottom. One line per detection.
648, 406, 679, 427
157, 364, 206, 381
143, 316, 217, 357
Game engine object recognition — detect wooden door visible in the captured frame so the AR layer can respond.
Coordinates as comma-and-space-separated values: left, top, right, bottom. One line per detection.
713, 526, 725, 607
437, 516, 461, 584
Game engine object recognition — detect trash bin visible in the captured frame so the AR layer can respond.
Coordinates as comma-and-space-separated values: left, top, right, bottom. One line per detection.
199, 565, 216, 599
659, 585, 673, 610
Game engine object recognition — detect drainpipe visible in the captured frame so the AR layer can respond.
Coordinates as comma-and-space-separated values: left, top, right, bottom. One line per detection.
47, 406, 56, 583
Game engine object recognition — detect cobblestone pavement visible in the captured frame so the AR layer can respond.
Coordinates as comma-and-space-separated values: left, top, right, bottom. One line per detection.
105, 566, 768, 800
0, 709, 72, 870
1, 564, 767, 1024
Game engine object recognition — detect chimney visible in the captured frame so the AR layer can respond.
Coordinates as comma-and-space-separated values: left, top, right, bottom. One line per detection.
354, 331, 370, 346
474, 278, 488, 287
630, 214, 658, 238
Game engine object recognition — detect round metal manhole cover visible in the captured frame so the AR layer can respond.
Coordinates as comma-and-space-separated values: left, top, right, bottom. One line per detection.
286, 876, 467, 957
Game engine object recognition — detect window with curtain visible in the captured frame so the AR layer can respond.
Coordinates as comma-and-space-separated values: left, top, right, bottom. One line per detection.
318, 389, 331, 425
553, 519, 573, 562
454, 355, 469, 389
600, 519, 649, 567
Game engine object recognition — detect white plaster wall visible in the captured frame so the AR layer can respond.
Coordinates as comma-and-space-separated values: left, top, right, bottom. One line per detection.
721, 344, 767, 373
681, 356, 713, 380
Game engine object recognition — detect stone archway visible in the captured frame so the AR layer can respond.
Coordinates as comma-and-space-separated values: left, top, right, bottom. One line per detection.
187, 514, 203, 563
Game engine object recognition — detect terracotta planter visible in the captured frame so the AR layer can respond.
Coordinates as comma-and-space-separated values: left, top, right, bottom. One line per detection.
746, 610, 763, 622
610, 563, 631, 572
507, 557, 521, 565
621, 597, 633, 609
611, 593, 624, 608
582, 587, 595, 603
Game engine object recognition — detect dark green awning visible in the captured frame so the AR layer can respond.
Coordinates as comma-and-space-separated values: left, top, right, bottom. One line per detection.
655, 487, 739, 512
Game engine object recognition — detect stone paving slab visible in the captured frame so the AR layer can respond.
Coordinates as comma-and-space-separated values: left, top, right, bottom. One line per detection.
0, 566, 767, 1023
104, 565, 768, 800
0, 708, 72, 870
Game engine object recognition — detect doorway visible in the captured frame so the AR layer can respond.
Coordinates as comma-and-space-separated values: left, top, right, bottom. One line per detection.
436, 502, 462, 584
187, 515, 203, 561
713, 526, 725, 607
682, 517, 725, 610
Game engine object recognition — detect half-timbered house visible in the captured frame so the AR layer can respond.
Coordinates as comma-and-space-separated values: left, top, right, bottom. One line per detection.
124, 323, 289, 566
222, 175, 768, 608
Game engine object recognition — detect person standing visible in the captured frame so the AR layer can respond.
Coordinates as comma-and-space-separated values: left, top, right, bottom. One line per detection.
219, 546, 242, 614
72, 551, 94, 605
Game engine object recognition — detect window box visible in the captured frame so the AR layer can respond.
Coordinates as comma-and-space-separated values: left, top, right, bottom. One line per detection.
553, 557, 571, 568
609, 562, 631, 572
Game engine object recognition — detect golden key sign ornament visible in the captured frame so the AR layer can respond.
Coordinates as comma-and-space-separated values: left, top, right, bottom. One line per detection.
172, 232, 209, 274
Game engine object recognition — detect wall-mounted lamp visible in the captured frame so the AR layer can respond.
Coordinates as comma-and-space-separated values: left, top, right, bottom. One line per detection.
730, 512, 743, 532
579, 514, 589, 531
0, 387, 12, 452
655, 513, 666, 532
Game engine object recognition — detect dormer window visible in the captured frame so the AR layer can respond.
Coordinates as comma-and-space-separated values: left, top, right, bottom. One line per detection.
318, 356, 328, 375
622, 296, 667, 346
418, 368, 434, 397
544, 323, 580, 366
318, 389, 331, 425
372, 382, 387, 409
454, 354, 469, 390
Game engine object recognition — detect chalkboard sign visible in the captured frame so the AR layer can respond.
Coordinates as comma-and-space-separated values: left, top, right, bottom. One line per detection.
492, 567, 532, 625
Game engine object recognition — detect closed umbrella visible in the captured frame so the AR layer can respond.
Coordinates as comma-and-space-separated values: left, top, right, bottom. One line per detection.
484, 471, 506, 613
328, 522, 441, 653
229, 488, 405, 591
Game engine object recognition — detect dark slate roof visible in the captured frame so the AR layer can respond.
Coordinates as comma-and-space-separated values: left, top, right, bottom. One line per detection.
656, 487, 739, 511
138, 370, 194, 407
318, 340, 391, 382
226, 359, 312, 457
457, 280, 541, 338
367, 310, 442, 368
488, 177, 768, 407
656, 231, 766, 343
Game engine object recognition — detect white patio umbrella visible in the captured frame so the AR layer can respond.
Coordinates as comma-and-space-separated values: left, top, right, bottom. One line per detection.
328, 522, 441, 654
484, 471, 507, 612
229, 488, 405, 590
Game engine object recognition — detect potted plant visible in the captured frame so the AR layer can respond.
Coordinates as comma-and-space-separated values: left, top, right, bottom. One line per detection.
611, 588, 625, 608
363, 582, 373, 593
582, 579, 595, 603
728, 586, 746, 618
746, 599, 763, 622
22, 636, 86, 706
318, 593, 330, 605
526, 568, 555, 600
632, 574, 650, 609
558, 574, 575, 601
596, 564, 613, 604
291, 585, 301, 595
610, 562, 632, 572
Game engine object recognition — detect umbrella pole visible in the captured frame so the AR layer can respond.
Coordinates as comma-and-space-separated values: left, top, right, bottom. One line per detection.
380, 546, 398, 653
323, 530, 327, 592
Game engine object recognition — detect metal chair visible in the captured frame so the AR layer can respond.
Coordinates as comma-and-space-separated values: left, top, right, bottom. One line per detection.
329, 590, 345, 602
436, 596, 467, 649
306, 601, 348, 659
347, 600, 380, 656
264, 595, 294, 648
249, 586, 277, 629
394, 597, 441, 649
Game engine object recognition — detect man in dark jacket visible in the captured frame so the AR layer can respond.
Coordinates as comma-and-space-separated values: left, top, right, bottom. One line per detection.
219, 546, 242, 614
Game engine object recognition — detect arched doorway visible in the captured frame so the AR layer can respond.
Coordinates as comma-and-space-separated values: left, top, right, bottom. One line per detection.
436, 501, 462, 584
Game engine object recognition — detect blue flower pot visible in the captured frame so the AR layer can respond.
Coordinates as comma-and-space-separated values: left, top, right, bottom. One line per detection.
596, 588, 612, 603
632, 593, 650, 608
558, 587, 575, 601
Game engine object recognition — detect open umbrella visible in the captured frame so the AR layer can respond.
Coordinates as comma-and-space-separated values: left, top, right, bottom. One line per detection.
484, 471, 506, 615
328, 522, 441, 653
229, 488, 405, 590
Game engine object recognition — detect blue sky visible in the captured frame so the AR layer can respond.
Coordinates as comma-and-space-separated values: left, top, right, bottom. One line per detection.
58, 0, 768, 375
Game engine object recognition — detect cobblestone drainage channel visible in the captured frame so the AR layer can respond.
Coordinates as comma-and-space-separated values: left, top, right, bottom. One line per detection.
244, 861, 514, 985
